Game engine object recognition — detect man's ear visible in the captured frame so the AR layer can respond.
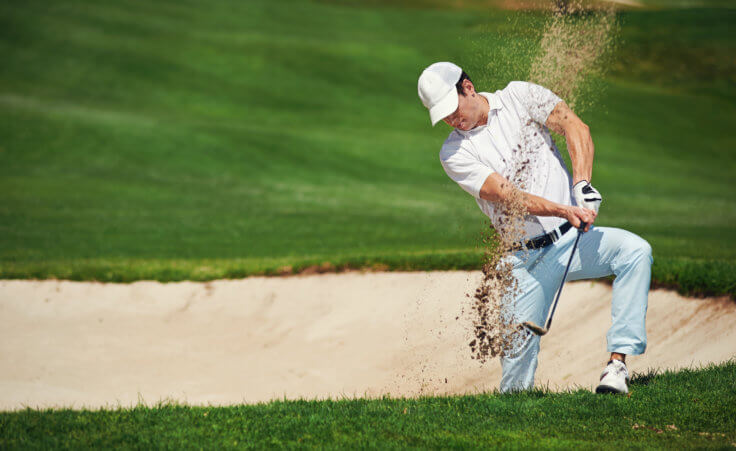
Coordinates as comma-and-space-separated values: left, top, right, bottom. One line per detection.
462, 79, 476, 96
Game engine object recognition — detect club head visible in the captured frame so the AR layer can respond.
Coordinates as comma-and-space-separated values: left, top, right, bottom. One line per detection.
522, 321, 548, 336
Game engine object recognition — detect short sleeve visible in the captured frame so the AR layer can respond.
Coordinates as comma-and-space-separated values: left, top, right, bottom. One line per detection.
506, 81, 562, 125
439, 143, 494, 199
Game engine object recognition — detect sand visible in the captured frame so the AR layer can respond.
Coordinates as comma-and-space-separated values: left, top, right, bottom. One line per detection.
1, 272, 734, 411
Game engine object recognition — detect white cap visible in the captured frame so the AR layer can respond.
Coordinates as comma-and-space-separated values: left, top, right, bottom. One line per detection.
417, 62, 462, 126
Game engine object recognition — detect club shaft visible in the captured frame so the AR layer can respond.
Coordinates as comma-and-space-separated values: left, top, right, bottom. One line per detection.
545, 226, 584, 330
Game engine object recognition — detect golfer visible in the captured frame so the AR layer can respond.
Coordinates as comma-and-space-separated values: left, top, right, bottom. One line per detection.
417, 62, 652, 394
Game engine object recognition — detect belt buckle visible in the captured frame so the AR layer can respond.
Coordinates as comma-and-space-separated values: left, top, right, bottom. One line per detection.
550, 228, 560, 243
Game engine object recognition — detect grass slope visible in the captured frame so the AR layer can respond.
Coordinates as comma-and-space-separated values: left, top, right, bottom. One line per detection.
1, 361, 735, 448
0, 0, 734, 294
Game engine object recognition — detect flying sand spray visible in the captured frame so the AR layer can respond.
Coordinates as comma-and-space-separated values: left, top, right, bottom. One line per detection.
468, 1, 617, 361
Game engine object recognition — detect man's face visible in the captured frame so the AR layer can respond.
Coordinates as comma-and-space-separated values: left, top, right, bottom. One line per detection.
442, 80, 485, 131
443, 93, 474, 130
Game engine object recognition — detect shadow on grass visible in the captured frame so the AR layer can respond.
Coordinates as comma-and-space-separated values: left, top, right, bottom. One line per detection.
630, 368, 660, 387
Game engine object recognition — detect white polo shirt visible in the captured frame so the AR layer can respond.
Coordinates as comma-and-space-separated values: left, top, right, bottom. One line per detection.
439, 81, 572, 240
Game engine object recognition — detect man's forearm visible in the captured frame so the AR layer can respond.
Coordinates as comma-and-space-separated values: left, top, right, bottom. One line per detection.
516, 191, 568, 218
480, 173, 567, 219
546, 102, 594, 184
479, 172, 596, 231
565, 122, 594, 184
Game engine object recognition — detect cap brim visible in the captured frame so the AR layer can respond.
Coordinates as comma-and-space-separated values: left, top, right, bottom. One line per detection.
429, 89, 458, 126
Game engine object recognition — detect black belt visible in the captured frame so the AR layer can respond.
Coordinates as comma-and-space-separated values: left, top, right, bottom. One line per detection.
523, 221, 572, 250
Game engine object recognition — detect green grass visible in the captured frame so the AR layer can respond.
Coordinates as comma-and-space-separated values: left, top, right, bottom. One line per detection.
1, 0, 734, 296
2, 361, 734, 448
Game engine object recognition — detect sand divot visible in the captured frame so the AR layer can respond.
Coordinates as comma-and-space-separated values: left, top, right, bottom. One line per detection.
1, 274, 734, 411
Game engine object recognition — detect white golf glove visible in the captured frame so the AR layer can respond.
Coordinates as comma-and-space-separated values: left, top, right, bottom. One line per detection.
573, 180, 602, 213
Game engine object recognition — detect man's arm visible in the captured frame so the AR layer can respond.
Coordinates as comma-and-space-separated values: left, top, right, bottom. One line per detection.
545, 101, 594, 185
479, 172, 596, 231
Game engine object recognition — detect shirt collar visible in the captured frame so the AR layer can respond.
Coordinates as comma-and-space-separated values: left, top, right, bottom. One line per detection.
480, 91, 503, 112
457, 91, 503, 135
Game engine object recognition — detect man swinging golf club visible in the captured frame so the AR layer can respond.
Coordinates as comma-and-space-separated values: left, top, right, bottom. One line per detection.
418, 62, 652, 394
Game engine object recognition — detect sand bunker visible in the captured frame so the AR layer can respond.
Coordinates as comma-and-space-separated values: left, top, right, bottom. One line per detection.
1, 272, 734, 411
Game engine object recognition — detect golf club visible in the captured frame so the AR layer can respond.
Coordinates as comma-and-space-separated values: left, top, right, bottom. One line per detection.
522, 222, 586, 336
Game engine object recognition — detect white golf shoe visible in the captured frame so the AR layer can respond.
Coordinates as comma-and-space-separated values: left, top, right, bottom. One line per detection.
595, 359, 630, 394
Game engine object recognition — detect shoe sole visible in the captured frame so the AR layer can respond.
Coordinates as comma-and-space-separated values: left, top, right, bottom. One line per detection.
595, 384, 627, 394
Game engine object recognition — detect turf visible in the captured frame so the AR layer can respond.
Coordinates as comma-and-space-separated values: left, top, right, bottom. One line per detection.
1, 360, 734, 448
0, 0, 734, 295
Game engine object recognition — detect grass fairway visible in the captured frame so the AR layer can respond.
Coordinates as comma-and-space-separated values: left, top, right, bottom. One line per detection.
1, 2, 734, 446
1, 1, 735, 295
1, 361, 734, 448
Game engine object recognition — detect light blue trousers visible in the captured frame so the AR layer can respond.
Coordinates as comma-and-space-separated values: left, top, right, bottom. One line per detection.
499, 225, 652, 393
